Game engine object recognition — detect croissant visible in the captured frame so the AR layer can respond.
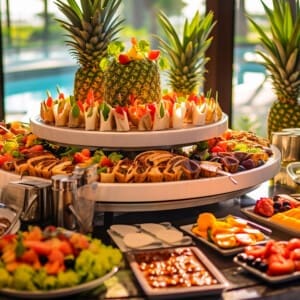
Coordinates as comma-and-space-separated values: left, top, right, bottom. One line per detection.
51, 160, 74, 175
147, 166, 164, 182
27, 153, 56, 176
131, 161, 151, 183
163, 156, 187, 181
113, 158, 133, 183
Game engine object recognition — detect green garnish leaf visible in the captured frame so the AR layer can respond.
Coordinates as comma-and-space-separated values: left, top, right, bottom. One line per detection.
159, 102, 165, 118
72, 104, 80, 118
100, 103, 111, 121
138, 40, 150, 53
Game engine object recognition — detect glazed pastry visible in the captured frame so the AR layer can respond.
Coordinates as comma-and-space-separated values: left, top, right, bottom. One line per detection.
51, 160, 74, 175
27, 153, 56, 176
113, 158, 133, 183
163, 156, 187, 181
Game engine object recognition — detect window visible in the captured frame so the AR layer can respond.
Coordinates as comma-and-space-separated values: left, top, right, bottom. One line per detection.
1, 0, 294, 139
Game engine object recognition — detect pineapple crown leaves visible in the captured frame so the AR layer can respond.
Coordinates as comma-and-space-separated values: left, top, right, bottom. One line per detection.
55, 0, 124, 67
155, 10, 216, 94
247, 0, 300, 102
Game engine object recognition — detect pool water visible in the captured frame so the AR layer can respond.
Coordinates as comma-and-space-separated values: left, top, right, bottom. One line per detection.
5, 69, 75, 121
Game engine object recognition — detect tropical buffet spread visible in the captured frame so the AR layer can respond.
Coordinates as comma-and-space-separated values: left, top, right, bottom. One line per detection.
1, 0, 300, 299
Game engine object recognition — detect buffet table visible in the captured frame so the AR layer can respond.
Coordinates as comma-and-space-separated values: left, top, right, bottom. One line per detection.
1, 170, 299, 300
89, 170, 300, 300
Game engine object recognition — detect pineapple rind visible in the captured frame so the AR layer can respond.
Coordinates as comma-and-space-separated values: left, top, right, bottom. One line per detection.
104, 59, 161, 106
268, 101, 300, 138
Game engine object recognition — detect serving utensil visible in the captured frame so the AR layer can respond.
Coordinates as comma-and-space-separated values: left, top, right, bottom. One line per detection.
197, 161, 238, 184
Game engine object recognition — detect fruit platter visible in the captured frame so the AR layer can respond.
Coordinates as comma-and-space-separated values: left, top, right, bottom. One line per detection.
241, 194, 300, 237
234, 238, 300, 283
0, 226, 122, 298
180, 212, 271, 256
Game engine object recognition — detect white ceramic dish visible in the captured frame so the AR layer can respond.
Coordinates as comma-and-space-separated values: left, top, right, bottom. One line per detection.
0, 266, 118, 299
30, 114, 228, 149
126, 246, 228, 299
233, 256, 300, 284
180, 219, 269, 256
93, 145, 281, 202
0, 146, 280, 208
241, 206, 300, 237
108, 222, 192, 252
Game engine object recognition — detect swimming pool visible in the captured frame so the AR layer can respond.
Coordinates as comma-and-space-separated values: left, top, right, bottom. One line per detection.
5, 68, 76, 121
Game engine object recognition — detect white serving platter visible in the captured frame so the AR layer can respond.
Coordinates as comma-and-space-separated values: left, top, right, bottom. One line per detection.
0, 146, 280, 212
108, 222, 192, 252
0, 266, 118, 299
92, 145, 281, 203
241, 206, 300, 237
233, 256, 300, 284
180, 219, 270, 256
126, 246, 228, 299
30, 114, 228, 149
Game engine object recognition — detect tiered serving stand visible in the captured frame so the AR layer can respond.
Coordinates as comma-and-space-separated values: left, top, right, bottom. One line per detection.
29, 113, 281, 213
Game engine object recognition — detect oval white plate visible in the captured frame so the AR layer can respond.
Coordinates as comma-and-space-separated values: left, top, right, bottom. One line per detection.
30, 114, 228, 149
0, 266, 118, 299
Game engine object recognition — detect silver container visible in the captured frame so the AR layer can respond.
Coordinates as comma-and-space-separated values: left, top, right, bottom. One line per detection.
1, 179, 53, 223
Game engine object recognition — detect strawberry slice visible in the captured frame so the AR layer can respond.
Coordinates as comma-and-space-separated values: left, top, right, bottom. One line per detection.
148, 50, 160, 60
119, 54, 131, 64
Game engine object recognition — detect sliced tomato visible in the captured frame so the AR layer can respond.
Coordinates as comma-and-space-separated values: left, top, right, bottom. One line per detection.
267, 254, 295, 276
290, 249, 300, 261
293, 260, 300, 271
287, 238, 300, 251
245, 244, 266, 258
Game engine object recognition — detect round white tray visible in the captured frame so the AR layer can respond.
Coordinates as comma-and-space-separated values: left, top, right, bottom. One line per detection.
30, 114, 228, 149
92, 146, 280, 208
0, 147, 280, 213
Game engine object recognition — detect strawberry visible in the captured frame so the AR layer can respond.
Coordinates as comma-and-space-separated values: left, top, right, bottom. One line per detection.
118, 54, 131, 64
148, 50, 160, 60
100, 156, 114, 168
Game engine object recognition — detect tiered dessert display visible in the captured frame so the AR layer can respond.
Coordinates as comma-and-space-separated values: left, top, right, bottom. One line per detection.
2, 2, 281, 211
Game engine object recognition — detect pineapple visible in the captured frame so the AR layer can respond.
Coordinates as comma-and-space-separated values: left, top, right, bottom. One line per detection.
103, 38, 161, 106
248, 0, 300, 139
55, 0, 124, 102
156, 10, 216, 97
